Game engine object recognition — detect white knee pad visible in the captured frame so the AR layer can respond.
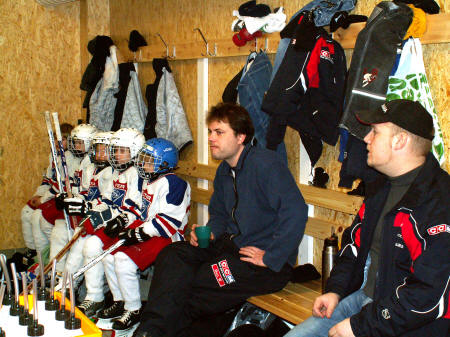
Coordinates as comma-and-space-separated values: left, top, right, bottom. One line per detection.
114, 252, 140, 311
50, 220, 72, 273
31, 209, 49, 252
83, 235, 105, 302
22, 205, 36, 250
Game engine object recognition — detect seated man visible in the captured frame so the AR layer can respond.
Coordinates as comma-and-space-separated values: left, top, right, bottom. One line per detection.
134, 102, 308, 337
285, 99, 450, 337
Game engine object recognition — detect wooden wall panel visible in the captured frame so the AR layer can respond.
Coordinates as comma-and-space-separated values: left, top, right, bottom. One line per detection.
0, 0, 81, 249
107, 0, 448, 272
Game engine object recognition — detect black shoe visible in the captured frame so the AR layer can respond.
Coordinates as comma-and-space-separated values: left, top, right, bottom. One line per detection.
97, 300, 125, 319
112, 308, 141, 330
77, 299, 104, 317
23, 249, 37, 268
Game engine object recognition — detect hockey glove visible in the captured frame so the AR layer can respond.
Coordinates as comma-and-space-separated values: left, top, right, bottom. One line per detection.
55, 193, 68, 210
104, 213, 129, 238
83, 207, 113, 234
64, 197, 91, 216
119, 227, 151, 246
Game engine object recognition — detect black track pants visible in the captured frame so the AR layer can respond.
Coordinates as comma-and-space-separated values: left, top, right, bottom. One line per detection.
136, 235, 292, 337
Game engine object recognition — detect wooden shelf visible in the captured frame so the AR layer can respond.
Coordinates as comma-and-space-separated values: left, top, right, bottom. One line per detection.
122, 13, 449, 62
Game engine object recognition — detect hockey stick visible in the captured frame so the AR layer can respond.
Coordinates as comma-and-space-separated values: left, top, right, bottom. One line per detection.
51, 112, 80, 230
23, 215, 91, 293
55, 239, 125, 292
44, 111, 73, 238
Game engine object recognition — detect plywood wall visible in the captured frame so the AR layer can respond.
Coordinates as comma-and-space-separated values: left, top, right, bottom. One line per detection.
0, 0, 81, 250
1, 0, 447, 258
108, 0, 449, 272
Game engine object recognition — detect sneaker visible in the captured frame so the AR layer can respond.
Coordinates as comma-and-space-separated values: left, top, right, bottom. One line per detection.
77, 299, 104, 317
97, 300, 125, 319
112, 308, 141, 330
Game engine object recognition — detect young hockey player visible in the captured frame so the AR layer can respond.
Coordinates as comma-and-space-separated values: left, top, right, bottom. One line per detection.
61, 131, 114, 283
77, 128, 145, 317
21, 123, 73, 261
49, 123, 98, 272
99, 138, 191, 331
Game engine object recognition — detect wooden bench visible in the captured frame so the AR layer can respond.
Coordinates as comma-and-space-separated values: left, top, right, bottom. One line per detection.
177, 160, 363, 325
248, 279, 322, 325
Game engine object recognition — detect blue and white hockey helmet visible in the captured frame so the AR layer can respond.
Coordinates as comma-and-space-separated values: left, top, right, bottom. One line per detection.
135, 138, 178, 180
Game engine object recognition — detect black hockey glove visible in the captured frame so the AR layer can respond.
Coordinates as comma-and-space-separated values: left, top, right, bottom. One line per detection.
83, 207, 113, 234
104, 213, 129, 238
119, 227, 151, 246
64, 197, 91, 216
55, 193, 68, 210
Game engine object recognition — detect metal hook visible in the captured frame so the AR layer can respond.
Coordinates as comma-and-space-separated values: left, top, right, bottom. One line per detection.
264, 37, 269, 52
156, 33, 170, 58
193, 28, 217, 57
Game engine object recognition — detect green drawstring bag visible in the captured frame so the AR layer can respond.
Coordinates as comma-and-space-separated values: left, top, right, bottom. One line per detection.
386, 37, 445, 166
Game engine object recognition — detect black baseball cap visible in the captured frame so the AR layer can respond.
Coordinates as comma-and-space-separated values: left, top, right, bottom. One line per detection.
355, 99, 434, 140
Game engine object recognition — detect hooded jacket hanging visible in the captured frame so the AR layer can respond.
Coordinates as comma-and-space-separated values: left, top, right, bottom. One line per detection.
146, 59, 193, 152
261, 12, 346, 166
89, 45, 119, 131
339, 1, 413, 139
113, 62, 148, 133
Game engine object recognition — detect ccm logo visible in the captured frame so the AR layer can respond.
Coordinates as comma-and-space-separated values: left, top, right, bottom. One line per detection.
427, 224, 449, 236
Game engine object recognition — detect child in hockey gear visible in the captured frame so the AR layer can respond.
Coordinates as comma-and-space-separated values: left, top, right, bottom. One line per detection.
100, 138, 191, 331
21, 123, 73, 257
77, 128, 145, 318
63, 131, 114, 217
49, 123, 98, 273
55, 132, 115, 297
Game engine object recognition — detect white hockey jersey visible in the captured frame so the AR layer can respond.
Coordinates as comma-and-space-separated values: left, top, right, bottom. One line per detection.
136, 173, 191, 242
98, 166, 143, 223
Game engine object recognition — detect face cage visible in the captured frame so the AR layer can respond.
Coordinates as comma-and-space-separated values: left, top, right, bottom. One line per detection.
69, 137, 87, 158
135, 151, 165, 180
108, 145, 133, 171
89, 143, 110, 169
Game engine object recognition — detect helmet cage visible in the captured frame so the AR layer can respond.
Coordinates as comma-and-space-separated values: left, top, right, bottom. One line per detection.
135, 150, 170, 180
108, 145, 133, 171
69, 136, 88, 158
90, 143, 110, 169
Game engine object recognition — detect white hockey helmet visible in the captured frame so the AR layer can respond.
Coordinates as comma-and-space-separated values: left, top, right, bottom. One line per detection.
89, 131, 114, 168
108, 128, 145, 171
69, 124, 98, 158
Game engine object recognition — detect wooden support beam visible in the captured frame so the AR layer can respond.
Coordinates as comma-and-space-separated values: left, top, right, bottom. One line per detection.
121, 13, 450, 62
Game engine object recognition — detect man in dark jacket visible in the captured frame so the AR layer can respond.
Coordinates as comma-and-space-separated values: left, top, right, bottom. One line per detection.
285, 99, 449, 337
134, 102, 307, 337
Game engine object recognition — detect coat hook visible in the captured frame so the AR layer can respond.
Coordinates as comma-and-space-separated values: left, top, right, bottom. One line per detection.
193, 28, 217, 57
264, 37, 269, 52
156, 33, 170, 58
172, 45, 177, 59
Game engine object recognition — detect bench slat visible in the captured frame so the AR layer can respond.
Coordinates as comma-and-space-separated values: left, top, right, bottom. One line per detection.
247, 281, 321, 325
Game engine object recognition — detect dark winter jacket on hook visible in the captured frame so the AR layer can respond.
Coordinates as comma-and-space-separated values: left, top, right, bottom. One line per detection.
339, 1, 413, 140
261, 13, 346, 166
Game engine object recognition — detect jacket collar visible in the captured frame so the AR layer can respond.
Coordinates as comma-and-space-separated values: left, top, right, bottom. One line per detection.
219, 139, 255, 175
366, 153, 440, 209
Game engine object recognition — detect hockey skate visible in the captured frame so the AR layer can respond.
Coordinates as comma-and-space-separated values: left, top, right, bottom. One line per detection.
96, 300, 124, 329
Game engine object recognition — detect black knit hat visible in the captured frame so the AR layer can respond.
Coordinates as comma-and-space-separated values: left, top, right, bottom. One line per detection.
356, 99, 434, 140
128, 30, 147, 52
238, 0, 271, 17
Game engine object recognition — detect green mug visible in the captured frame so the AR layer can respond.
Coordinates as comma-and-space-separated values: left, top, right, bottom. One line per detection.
195, 226, 211, 248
